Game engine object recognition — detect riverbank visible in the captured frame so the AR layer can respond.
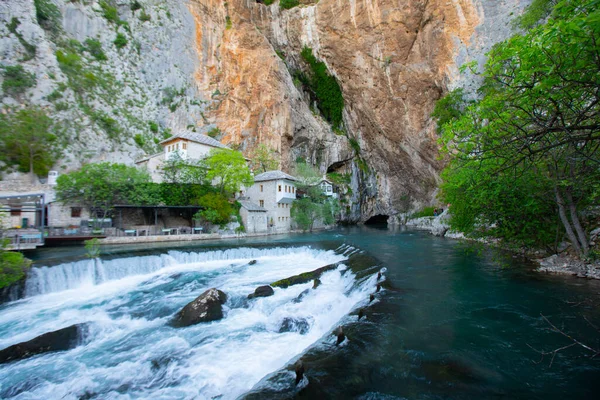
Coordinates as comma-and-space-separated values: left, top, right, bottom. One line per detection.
404, 212, 600, 280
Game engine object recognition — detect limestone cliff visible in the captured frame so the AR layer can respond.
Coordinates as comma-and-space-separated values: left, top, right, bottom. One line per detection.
1, 0, 530, 222
187, 0, 530, 222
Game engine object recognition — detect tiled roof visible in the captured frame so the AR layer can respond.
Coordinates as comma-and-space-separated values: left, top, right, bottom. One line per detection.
159, 131, 229, 149
253, 170, 298, 182
239, 200, 267, 212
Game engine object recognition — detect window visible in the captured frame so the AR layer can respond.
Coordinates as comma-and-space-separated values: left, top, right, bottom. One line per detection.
71, 207, 82, 218
259, 200, 264, 207
183, 142, 187, 150
278, 185, 282, 192
260, 185, 263, 192
10, 205, 21, 216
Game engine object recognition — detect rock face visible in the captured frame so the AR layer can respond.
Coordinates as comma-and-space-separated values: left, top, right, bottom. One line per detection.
0, 323, 86, 364
2, 0, 530, 221
186, 0, 531, 221
173, 288, 227, 327
248, 285, 274, 299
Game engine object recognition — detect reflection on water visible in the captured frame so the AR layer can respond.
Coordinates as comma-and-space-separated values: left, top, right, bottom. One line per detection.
2, 226, 600, 399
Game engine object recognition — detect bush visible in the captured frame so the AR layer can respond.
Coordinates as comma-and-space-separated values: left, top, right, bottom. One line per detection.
300, 47, 344, 128
149, 121, 159, 132
194, 193, 234, 226
114, 33, 128, 49
410, 206, 435, 219
84, 38, 107, 61
99, 1, 119, 23
131, 1, 142, 11
34, 0, 61, 35
139, 12, 151, 22
134, 134, 145, 147
1, 65, 36, 97
280, 0, 299, 10
0, 240, 32, 289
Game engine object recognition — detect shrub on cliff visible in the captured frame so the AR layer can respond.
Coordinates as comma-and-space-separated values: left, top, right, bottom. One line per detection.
280, 0, 299, 10
1, 66, 36, 98
300, 47, 344, 128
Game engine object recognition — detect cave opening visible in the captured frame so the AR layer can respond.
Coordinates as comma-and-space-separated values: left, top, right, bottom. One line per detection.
364, 215, 389, 225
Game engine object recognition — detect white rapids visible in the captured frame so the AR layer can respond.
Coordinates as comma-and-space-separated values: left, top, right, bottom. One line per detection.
0, 245, 376, 399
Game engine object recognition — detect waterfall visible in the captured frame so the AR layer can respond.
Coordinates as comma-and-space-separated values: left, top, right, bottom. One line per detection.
24, 246, 346, 297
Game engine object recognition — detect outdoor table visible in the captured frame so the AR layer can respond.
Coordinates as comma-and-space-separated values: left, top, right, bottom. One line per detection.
193, 227, 203, 234
124, 229, 137, 236
162, 229, 171, 235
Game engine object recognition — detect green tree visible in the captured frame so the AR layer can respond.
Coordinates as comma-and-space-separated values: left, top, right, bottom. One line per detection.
34, 0, 62, 36
55, 163, 158, 225
204, 148, 254, 194
439, 0, 600, 257
0, 107, 61, 180
291, 197, 321, 231
193, 193, 234, 227
249, 144, 279, 173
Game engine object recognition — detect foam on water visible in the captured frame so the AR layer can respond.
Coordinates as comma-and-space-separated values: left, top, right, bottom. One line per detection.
0, 245, 376, 399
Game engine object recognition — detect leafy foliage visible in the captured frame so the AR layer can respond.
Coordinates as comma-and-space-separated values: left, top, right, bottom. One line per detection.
84, 39, 107, 61
114, 33, 128, 49
55, 163, 158, 222
439, 0, 600, 256
0, 213, 32, 290
300, 47, 345, 128
431, 88, 466, 133
34, 0, 62, 36
513, 0, 557, 29
249, 144, 279, 173
204, 149, 254, 195
280, 0, 299, 10
193, 193, 234, 226
1, 65, 36, 97
0, 107, 61, 177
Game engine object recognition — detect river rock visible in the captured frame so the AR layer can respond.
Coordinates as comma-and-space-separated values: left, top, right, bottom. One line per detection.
278, 318, 310, 335
173, 288, 227, 327
0, 323, 86, 365
248, 285, 274, 299
271, 263, 339, 288
248, 260, 258, 265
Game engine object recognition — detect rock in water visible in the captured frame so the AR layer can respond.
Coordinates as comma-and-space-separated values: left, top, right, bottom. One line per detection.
376, 284, 381, 293
0, 324, 86, 365
313, 278, 321, 289
278, 318, 310, 335
248, 285, 274, 299
248, 260, 258, 265
295, 361, 305, 385
173, 288, 227, 327
358, 309, 364, 321
336, 328, 346, 346
370, 293, 375, 303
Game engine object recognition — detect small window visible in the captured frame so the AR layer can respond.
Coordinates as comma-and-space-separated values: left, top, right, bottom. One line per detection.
10, 205, 21, 216
71, 207, 82, 218
278, 185, 282, 192
259, 200, 264, 207
183, 142, 187, 150
260, 185, 263, 192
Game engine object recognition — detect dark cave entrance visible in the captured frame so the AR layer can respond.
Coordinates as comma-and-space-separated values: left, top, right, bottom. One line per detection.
364, 215, 389, 225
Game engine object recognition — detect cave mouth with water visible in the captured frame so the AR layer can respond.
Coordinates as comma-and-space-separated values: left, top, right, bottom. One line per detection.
0, 227, 598, 399
364, 214, 389, 225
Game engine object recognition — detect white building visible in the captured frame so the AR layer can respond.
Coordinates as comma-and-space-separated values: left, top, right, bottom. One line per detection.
241, 170, 298, 233
317, 178, 338, 198
136, 131, 230, 183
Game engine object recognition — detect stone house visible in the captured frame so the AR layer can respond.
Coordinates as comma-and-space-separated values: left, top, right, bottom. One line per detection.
241, 171, 298, 233
136, 131, 230, 183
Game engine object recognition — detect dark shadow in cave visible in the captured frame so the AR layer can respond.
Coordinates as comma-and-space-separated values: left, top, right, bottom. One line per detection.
364, 215, 389, 225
